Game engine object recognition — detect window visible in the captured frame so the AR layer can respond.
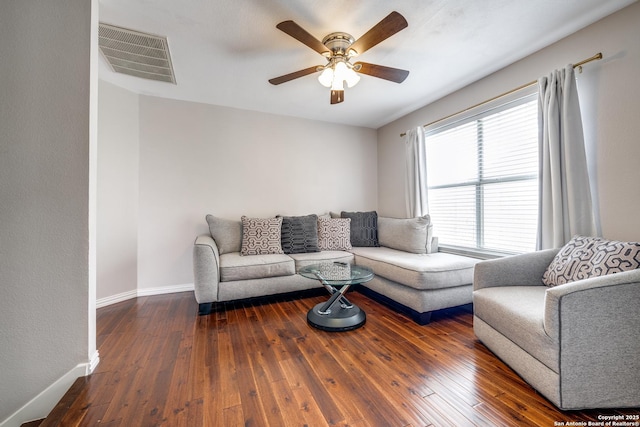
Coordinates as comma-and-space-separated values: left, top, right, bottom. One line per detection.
425, 91, 538, 256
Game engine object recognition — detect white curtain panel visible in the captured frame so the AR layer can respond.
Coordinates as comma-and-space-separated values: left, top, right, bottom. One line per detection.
404, 126, 429, 218
537, 65, 598, 249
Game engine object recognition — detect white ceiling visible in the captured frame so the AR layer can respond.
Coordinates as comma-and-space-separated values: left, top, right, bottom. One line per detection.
98, 0, 635, 129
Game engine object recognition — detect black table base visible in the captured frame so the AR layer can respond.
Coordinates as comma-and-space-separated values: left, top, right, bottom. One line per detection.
307, 302, 366, 332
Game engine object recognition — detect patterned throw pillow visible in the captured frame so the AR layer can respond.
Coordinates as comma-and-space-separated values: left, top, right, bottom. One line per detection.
279, 214, 320, 254
542, 235, 640, 287
317, 217, 352, 251
240, 216, 284, 256
341, 211, 379, 247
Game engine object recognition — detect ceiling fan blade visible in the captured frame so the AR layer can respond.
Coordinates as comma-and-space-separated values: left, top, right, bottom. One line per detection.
348, 11, 408, 56
269, 66, 321, 85
276, 20, 330, 55
330, 90, 344, 104
354, 62, 409, 83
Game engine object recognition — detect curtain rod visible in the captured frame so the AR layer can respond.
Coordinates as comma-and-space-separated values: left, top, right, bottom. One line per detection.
400, 52, 603, 137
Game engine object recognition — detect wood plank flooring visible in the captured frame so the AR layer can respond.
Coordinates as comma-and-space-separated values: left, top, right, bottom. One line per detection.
42, 291, 639, 426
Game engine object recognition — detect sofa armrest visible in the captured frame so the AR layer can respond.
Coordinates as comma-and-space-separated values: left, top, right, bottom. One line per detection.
193, 234, 220, 304
473, 248, 559, 291
543, 268, 640, 409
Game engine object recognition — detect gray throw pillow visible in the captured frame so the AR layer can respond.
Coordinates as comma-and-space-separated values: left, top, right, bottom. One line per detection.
279, 214, 320, 254
205, 215, 242, 254
341, 211, 379, 247
378, 216, 431, 254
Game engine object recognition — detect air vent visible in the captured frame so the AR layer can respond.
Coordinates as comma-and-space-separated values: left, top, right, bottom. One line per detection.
98, 23, 176, 84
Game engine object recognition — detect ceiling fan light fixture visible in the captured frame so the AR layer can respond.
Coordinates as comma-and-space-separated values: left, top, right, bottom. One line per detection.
331, 76, 344, 91
320, 59, 360, 91
333, 60, 348, 81
345, 68, 360, 88
318, 67, 333, 87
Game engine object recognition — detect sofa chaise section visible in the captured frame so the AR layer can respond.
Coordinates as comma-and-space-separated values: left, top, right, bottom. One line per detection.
352, 246, 479, 323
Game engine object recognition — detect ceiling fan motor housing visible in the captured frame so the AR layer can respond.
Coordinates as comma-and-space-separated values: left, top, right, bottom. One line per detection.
322, 32, 356, 56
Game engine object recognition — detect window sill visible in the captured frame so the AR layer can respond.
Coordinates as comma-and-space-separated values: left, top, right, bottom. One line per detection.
437, 245, 525, 260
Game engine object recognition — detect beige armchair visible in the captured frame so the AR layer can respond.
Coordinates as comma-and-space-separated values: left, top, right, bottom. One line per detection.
473, 248, 640, 410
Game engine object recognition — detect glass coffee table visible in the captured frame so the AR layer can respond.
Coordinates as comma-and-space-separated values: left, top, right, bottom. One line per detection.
299, 262, 374, 332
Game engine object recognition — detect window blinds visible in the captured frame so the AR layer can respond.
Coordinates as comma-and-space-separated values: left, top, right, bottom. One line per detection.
425, 94, 538, 255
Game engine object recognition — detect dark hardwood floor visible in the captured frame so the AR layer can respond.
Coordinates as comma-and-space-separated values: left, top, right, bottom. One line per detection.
39, 291, 639, 426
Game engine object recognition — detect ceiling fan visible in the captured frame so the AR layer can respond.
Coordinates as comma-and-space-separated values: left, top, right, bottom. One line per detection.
269, 11, 410, 105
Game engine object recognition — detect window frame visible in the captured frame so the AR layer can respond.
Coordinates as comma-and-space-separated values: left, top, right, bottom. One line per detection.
423, 87, 539, 258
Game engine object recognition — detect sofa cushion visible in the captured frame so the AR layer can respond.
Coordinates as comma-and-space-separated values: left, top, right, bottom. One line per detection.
378, 215, 432, 254
279, 214, 320, 254
543, 235, 640, 287
317, 217, 352, 251
350, 246, 478, 290
206, 215, 242, 254
341, 211, 379, 247
219, 252, 295, 281
241, 216, 284, 256
288, 251, 354, 272
473, 286, 558, 372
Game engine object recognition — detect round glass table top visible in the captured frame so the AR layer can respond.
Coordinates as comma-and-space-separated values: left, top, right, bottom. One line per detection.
298, 262, 374, 285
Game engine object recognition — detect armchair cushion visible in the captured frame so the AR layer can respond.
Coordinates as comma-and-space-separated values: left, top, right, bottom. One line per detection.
473, 286, 558, 371
542, 235, 640, 287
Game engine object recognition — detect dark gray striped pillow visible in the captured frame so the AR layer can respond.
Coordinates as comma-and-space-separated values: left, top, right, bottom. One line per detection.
341, 211, 379, 247
279, 214, 320, 254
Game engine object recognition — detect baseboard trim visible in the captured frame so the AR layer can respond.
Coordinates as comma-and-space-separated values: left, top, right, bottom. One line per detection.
88, 350, 100, 375
96, 283, 195, 308
0, 362, 90, 427
137, 283, 194, 297
96, 289, 137, 308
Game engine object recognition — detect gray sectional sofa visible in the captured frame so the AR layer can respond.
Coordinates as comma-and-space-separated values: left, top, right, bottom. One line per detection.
193, 212, 480, 323
473, 236, 640, 410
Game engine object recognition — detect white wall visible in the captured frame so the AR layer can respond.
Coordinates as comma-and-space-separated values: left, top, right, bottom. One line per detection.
136, 96, 377, 290
0, 0, 95, 424
97, 81, 140, 302
377, 1, 640, 242
96, 90, 378, 295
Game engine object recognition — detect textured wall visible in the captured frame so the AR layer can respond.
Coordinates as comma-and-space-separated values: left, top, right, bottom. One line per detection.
97, 81, 140, 301
0, 0, 92, 423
